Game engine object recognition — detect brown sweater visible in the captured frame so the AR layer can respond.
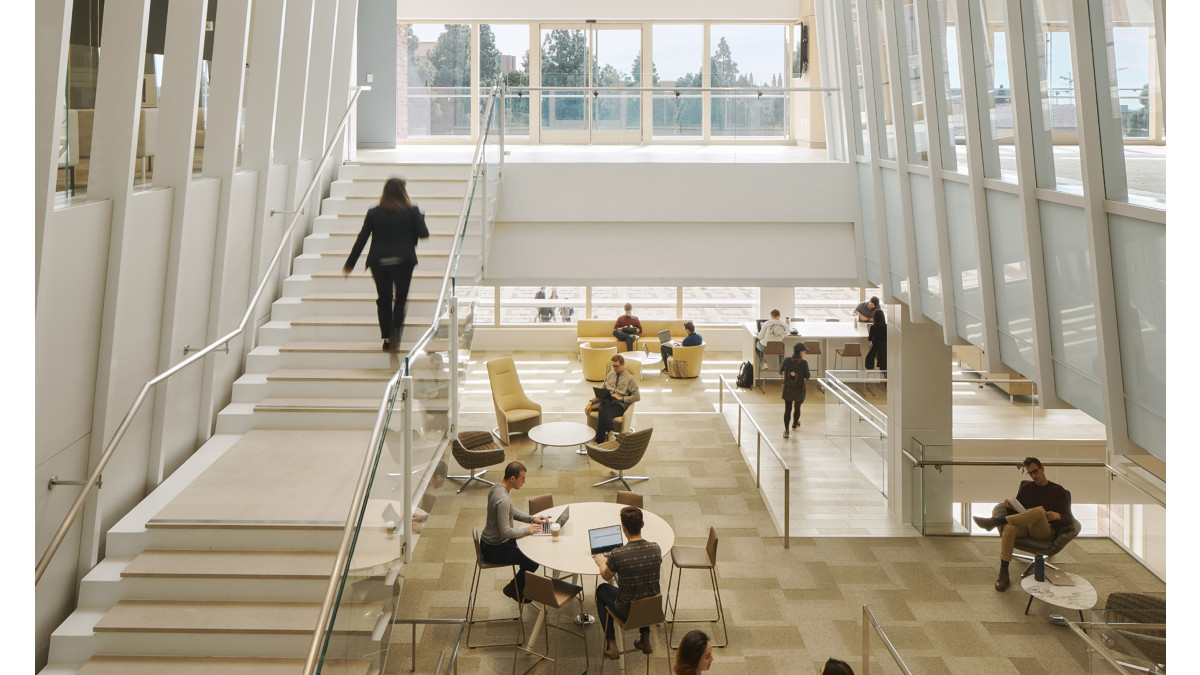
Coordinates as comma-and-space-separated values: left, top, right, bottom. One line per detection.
1015, 480, 1074, 531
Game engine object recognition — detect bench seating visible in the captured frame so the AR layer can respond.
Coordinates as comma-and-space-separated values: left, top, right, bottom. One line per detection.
576, 319, 689, 355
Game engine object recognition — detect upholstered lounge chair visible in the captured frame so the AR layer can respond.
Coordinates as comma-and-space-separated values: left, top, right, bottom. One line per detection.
487, 357, 543, 445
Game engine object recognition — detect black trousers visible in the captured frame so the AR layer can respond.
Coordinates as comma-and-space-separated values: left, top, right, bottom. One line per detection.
479, 539, 539, 596
594, 400, 628, 442
370, 260, 416, 340
612, 328, 637, 351
867, 340, 887, 371
660, 344, 674, 368
595, 582, 648, 643
784, 399, 803, 427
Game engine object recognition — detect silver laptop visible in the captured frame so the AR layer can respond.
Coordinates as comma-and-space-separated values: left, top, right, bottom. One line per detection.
532, 506, 570, 536
658, 329, 673, 344
588, 524, 624, 555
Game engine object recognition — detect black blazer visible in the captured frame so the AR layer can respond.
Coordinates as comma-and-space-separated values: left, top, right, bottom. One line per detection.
344, 205, 430, 270
869, 322, 887, 343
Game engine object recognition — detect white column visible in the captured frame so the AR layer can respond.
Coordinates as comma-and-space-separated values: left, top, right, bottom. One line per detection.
328, 0, 360, 165
80, 0, 153, 572
274, 0, 316, 273
147, 0, 210, 489
856, 0, 896, 301
301, 0, 339, 162
887, 304, 953, 524
195, 0, 253, 437
34, 0, 72, 296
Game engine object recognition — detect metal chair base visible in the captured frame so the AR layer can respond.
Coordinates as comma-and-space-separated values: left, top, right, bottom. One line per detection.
1014, 553, 1061, 578
593, 470, 649, 490
664, 565, 728, 649
448, 470, 494, 493
512, 596, 588, 675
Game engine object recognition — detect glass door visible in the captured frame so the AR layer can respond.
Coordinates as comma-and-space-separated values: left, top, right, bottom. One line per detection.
538, 24, 643, 143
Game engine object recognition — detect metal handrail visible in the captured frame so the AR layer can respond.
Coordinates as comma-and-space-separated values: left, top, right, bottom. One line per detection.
508, 85, 837, 93
819, 372, 887, 437
1067, 621, 1166, 675
301, 86, 502, 675
899, 450, 1108, 471
861, 605, 913, 675
716, 375, 790, 548
34, 85, 371, 585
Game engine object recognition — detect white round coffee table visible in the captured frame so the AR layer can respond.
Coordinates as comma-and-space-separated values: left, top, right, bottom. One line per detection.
623, 350, 663, 378
1021, 570, 1097, 622
528, 421, 596, 463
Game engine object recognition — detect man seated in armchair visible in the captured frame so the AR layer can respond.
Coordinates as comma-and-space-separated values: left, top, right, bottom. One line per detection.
660, 320, 702, 374
584, 354, 641, 443
971, 456, 1075, 592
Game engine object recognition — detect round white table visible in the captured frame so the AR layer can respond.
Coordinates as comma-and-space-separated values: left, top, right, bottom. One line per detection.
528, 421, 596, 460
1021, 570, 1097, 622
622, 350, 663, 377
517, 502, 675, 634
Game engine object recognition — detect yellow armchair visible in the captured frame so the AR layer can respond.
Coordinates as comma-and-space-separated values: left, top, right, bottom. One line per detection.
486, 357, 543, 445
666, 343, 705, 378
580, 342, 618, 382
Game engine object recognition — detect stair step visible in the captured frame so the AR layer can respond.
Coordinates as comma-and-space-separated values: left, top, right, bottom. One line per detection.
254, 397, 394, 413
93, 600, 379, 635
278, 341, 423, 354
122, 550, 336, 580
267, 368, 394, 382
78, 655, 371, 675
300, 292, 438, 303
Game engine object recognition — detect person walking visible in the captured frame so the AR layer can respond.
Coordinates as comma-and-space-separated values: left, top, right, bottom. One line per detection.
343, 177, 430, 352
674, 630, 714, 674
780, 342, 810, 438
866, 308, 887, 371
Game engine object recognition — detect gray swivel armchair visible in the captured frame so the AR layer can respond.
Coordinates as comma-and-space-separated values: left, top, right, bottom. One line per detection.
585, 427, 653, 490
992, 481, 1082, 577
448, 431, 507, 493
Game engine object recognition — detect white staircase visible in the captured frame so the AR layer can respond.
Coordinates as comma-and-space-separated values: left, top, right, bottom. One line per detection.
40, 161, 476, 675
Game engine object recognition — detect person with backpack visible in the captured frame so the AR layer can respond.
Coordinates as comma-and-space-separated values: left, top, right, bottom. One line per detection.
780, 342, 810, 438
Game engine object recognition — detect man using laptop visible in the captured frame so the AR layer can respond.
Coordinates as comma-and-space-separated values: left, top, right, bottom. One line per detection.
660, 321, 703, 374
971, 457, 1075, 592
584, 354, 640, 443
480, 461, 551, 603
756, 309, 789, 370
593, 506, 662, 660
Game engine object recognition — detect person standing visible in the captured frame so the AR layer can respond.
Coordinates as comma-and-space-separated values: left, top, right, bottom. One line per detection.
585, 354, 641, 443
661, 320, 703, 374
971, 457, 1075, 591
780, 343, 811, 438
593, 507, 662, 661
479, 461, 550, 602
535, 287, 553, 322
343, 177, 430, 352
866, 308, 887, 371
673, 630, 714, 674
612, 303, 643, 352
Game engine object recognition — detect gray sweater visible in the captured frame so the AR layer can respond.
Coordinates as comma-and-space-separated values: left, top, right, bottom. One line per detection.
481, 482, 533, 545
590, 368, 640, 405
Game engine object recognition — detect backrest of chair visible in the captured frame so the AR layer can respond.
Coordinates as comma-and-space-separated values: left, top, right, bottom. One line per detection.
487, 357, 526, 411
472, 527, 484, 564
528, 493, 553, 515
804, 341, 821, 355
841, 342, 863, 357
522, 571, 556, 606
827, 318, 840, 322
764, 341, 784, 355
624, 595, 666, 630
706, 527, 719, 565
456, 430, 494, 451
615, 428, 653, 466
619, 357, 642, 380
616, 491, 644, 508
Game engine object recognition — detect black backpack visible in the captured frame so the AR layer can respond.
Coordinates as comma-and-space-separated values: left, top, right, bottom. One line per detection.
736, 361, 754, 388
782, 358, 803, 388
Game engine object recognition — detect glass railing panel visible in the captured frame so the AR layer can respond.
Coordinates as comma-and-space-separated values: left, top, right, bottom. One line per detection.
909, 440, 965, 535
1075, 613, 1166, 674
651, 90, 702, 138
59, 41, 102, 200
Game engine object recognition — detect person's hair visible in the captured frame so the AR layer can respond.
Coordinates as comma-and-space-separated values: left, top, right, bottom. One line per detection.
503, 461, 527, 481
869, 296, 880, 307
821, 658, 855, 675
624, 303, 633, 312
551, 290, 558, 298
673, 630, 710, 675
793, 343, 808, 358
619, 506, 644, 536
1024, 457, 1043, 471
770, 309, 781, 318
611, 354, 625, 365
684, 321, 695, 333
872, 308, 886, 325
379, 177, 412, 212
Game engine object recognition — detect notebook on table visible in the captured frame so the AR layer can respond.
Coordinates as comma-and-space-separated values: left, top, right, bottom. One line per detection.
588, 524, 624, 555
532, 506, 570, 536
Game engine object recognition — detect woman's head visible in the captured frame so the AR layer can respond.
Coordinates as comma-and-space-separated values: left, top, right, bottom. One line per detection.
379, 177, 412, 212
872, 308, 886, 325
673, 630, 713, 674
792, 343, 809, 358
821, 657, 855, 675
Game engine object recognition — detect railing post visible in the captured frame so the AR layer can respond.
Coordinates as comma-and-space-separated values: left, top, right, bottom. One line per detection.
736, 408, 742, 448
447, 299, 459, 435
402, 375, 413, 564
718, 379, 723, 413
862, 605, 870, 675
783, 468, 790, 549
755, 433, 762, 488
498, 86, 506, 170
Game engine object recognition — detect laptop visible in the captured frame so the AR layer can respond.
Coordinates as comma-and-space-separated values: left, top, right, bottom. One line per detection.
592, 386, 613, 400
756, 318, 768, 333
658, 329, 674, 345
532, 506, 570, 536
588, 524, 625, 555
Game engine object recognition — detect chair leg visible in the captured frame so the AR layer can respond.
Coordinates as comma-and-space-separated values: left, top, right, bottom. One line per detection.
465, 563, 526, 649
593, 469, 649, 490
448, 470, 494, 493
666, 566, 727, 648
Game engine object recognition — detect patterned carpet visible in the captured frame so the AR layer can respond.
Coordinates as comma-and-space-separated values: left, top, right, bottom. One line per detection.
383, 351, 1165, 674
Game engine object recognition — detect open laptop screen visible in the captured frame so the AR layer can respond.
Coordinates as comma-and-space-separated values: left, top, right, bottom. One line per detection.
658, 329, 673, 344
588, 524, 624, 555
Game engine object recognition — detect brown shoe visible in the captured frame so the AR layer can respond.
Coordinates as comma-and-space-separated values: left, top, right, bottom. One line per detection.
995, 569, 1011, 592
973, 516, 1000, 532
634, 635, 653, 654
603, 641, 621, 660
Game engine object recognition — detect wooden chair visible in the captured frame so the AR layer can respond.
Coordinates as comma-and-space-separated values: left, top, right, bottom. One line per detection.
600, 595, 669, 674
615, 491, 644, 508
513, 572, 588, 674
835, 342, 863, 370
466, 528, 526, 648
665, 527, 727, 648
528, 494, 554, 516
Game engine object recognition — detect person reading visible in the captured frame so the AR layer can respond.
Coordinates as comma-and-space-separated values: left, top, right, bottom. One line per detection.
971, 457, 1075, 591
612, 303, 643, 352
585, 355, 641, 443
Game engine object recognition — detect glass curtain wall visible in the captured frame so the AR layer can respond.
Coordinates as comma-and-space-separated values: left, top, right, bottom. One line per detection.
899, 0, 929, 164
709, 25, 788, 138
937, 0, 968, 172
481, 24, 531, 137
400, 23, 472, 138
973, 0, 1017, 182
870, 1, 898, 159
1029, 0, 1084, 194
652, 24, 704, 138
849, 1, 871, 155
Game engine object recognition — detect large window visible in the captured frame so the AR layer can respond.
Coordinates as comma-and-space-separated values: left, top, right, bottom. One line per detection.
400, 24, 472, 138
937, 0, 968, 172
850, 0, 871, 155
972, 2, 1017, 182
899, 0, 929, 164
871, 1, 898, 159
1029, 0, 1083, 193
481, 24, 530, 137
710, 25, 788, 138
682, 287, 758, 324
652, 25, 703, 138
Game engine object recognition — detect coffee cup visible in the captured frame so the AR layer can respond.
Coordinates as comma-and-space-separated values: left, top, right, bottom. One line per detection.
551, 523, 561, 541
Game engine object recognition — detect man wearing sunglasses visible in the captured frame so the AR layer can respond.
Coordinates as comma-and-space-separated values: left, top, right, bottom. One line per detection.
971, 456, 1075, 591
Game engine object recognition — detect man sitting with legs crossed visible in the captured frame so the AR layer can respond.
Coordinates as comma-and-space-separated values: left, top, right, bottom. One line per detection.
972, 456, 1075, 591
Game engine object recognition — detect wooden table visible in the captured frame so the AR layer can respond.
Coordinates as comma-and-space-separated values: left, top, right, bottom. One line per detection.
742, 320, 869, 386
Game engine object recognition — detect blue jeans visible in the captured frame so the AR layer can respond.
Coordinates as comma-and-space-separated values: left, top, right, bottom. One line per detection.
595, 582, 649, 643
613, 328, 637, 351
